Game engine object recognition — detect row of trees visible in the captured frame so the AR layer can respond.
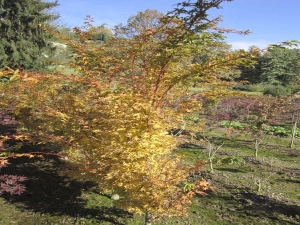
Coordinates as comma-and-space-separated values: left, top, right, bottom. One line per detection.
238, 45, 300, 86
1, 0, 298, 89
204, 95, 300, 155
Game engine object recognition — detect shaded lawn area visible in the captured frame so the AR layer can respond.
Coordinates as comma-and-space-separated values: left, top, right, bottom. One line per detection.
0, 144, 133, 225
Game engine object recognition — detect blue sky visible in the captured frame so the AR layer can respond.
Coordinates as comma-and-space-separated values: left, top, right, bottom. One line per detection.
56, 0, 300, 50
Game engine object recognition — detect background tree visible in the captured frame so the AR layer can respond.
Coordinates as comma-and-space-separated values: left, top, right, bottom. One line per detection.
270, 96, 300, 148
0, 0, 59, 71
237, 46, 262, 84
206, 96, 284, 157
90, 26, 113, 43
192, 41, 242, 84
114, 9, 164, 38
286, 98, 300, 148
260, 46, 300, 86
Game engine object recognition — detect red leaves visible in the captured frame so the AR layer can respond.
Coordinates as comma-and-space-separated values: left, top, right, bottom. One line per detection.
0, 175, 27, 195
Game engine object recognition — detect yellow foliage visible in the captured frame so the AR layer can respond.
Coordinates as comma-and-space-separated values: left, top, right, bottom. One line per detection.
0, 1, 257, 219
0, 72, 206, 217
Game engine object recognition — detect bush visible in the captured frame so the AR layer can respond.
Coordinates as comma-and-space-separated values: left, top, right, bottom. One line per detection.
263, 85, 291, 97
220, 121, 244, 129
287, 84, 300, 94
248, 84, 266, 92
265, 125, 300, 137
232, 84, 250, 91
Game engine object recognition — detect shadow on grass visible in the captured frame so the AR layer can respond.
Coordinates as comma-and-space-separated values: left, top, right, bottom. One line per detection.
240, 192, 300, 224
1, 144, 132, 224
216, 168, 246, 173
178, 142, 206, 149
288, 152, 300, 158
197, 172, 300, 225
276, 178, 300, 184
201, 190, 300, 224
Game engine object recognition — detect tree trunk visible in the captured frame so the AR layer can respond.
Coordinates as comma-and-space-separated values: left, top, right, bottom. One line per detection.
208, 143, 214, 173
144, 210, 152, 225
255, 138, 259, 158
209, 157, 214, 174
290, 122, 297, 148
256, 180, 262, 193
290, 115, 298, 148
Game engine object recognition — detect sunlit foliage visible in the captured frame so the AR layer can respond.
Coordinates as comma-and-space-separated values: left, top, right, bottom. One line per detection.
0, 0, 257, 221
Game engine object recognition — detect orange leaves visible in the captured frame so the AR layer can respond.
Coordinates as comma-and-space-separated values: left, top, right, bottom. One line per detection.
0, 158, 8, 166
22, 73, 39, 84
14, 134, 31, 142
193, 179, 212, 193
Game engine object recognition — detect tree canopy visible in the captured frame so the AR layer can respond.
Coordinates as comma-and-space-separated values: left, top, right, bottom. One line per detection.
0, 0, 58, 71
260, 46, 300, 85
0, 0, 258, 223
114, 9, 164, 38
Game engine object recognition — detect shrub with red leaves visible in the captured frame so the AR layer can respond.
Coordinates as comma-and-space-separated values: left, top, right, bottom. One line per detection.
0, 175, 27, 195
0, 108, 27, 195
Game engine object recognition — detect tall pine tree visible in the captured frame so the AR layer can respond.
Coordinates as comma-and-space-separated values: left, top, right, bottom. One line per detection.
0, 0, 58, 71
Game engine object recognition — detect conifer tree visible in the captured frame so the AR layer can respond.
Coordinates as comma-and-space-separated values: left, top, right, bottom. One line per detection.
260, 46, 300, 85
0, 0, 58, 71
